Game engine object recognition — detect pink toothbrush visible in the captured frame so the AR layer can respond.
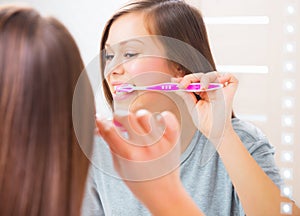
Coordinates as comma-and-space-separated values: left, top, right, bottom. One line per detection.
116, 82, 223, 94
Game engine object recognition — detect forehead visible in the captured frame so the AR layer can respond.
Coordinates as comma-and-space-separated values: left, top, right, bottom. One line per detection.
106, 12, 150, 46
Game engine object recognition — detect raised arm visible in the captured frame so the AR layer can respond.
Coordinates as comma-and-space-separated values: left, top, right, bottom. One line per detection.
96, 110, 204, 216
177, 72, 300, 216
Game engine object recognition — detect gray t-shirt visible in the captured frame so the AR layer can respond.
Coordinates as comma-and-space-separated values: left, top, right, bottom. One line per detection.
82, 118, 283, 216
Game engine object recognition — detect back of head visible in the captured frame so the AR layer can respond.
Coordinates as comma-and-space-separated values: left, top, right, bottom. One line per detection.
0, 5, 93, 216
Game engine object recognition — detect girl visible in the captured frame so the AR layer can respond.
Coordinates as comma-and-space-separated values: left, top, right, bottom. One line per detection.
83, 0, 300, 215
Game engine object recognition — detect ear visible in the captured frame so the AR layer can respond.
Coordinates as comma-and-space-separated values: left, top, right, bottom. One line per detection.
174, 64, 185, 78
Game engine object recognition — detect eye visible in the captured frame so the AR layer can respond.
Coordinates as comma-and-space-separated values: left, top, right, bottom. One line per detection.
105, 53, 114, 61
124, 52, 139, 58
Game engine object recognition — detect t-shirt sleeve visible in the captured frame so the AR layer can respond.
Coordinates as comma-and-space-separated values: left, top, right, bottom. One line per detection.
81, 166, 105, 216
233, 118, 284, 188
247, 138, 284, 188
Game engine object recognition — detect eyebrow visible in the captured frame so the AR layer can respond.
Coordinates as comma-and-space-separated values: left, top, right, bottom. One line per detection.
105, 39, 144, 48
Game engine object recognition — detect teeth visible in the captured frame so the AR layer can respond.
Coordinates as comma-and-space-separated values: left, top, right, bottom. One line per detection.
114, 85, 125, 96
113, 83, 132, 96
116, 91, 127, 96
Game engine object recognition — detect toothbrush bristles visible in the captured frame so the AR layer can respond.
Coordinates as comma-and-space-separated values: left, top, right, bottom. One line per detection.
115, 83, 135, 94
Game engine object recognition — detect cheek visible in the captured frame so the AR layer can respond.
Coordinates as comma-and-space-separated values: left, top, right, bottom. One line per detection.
123, 58, 175, 84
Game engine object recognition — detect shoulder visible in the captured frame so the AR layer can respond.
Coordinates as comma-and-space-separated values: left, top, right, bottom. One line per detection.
231, 118, 275, 154
231, 118, 267, 142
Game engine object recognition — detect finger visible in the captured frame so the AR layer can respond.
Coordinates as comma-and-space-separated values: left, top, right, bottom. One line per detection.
178, 72, 205, 88
135, 109, 166, 138
96, 118, 130, 154
199, 71, 220, 90
218, 72, 239, 86
148, 112, 167, 143
135, 110, 168, 147
135, 109, 152, 133
199, 92, 209, 101
178, 71, 220, 90
206, 88, 224, 102
114, 110, 145, 137
160, 111, 180, 145
114, 110, 159, 146
171, 77, 183, 83
218, 73, 239, 98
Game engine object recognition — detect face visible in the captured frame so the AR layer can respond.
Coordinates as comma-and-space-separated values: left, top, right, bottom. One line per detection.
104, 12, 181, 115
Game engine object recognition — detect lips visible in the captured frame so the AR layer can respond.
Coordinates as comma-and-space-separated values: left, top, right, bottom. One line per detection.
110, 82, 125, 95
110, 82, 134, 101
112, 85, 121, 95
113, 90, 134, 101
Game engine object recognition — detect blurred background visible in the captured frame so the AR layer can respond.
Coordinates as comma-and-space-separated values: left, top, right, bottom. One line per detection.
1, 0, 299, 207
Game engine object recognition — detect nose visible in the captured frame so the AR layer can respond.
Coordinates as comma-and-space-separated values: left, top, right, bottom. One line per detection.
105, 63, 125, 79
111, 64, 124, 76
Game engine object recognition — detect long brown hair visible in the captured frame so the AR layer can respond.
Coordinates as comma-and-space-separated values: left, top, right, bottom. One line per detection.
100, 0, 216, 106
0, 6, 94, 216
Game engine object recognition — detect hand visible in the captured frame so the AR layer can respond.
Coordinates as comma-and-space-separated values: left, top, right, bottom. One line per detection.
96, 109, 182, 203
96, 109, 204, 215
174, 71, 239, 145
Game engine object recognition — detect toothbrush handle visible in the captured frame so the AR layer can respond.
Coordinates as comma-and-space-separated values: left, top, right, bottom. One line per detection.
145, 83, 179, 91
139, 83, 223, 92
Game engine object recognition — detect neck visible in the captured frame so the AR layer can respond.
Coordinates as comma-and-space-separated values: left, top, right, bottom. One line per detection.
179, 112, 197, 154
172, 100, 197, 154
